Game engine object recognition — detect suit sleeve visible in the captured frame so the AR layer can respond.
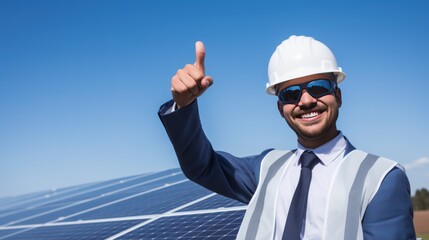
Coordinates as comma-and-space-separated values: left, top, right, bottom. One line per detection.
362, 167, 416, 239
158, 100, 271, 204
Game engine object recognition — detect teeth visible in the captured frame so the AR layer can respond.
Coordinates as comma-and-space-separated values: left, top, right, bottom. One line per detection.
301, 112, 319, 119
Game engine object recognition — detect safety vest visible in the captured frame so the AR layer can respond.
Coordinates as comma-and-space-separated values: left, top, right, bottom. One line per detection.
237, 149, 399, 240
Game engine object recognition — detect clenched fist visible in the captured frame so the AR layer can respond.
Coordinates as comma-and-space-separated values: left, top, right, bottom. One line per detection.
171, 41, 213, 108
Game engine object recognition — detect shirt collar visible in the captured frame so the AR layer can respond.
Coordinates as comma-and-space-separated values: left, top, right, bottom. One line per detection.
295, 132, 347, 166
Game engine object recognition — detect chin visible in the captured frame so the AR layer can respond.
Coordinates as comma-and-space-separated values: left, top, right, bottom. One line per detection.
297, 125, 325, 137
295, 124, 335, 142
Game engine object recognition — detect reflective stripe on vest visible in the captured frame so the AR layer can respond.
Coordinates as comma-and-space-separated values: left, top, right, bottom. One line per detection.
236, 149, 398, 240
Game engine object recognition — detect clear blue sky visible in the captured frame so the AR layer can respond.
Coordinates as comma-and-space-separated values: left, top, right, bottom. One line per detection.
1, 0, 428, 198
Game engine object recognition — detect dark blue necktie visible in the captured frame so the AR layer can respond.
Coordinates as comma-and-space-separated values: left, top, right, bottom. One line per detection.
282, 150, 320, 240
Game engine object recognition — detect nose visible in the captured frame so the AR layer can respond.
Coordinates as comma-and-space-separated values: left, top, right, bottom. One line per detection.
298, 90, 317, 108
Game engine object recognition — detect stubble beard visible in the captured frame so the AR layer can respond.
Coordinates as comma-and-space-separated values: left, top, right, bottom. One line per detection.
286, 109, 340, 146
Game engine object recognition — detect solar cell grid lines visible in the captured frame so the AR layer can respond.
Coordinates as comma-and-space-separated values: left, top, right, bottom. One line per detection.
0, 169, 247, 239
117, 211, 245, 239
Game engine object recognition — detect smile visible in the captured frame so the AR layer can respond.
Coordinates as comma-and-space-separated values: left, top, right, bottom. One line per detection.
300, 112, 320, 119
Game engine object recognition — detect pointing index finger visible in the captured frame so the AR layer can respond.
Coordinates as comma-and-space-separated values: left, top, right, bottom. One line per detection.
194, 41, 205, 74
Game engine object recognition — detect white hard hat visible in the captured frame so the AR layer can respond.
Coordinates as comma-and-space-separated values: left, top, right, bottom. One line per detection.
266, 35, 346, 95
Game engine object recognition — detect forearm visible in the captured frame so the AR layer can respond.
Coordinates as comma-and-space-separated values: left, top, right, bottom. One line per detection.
158, 100, 264, 203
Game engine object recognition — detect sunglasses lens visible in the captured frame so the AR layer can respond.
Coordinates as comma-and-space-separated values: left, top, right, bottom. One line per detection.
307, 80, 333, 97
279, 85, 301, 103
278, 79, 335, 104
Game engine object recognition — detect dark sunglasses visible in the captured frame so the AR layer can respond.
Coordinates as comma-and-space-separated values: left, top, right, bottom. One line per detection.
278, 79, 337, 104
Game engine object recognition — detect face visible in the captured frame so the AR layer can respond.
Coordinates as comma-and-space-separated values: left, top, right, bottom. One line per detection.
277, 73, 342, 149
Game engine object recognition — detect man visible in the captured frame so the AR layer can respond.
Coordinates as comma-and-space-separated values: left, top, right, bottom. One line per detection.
158, 36, 415, 239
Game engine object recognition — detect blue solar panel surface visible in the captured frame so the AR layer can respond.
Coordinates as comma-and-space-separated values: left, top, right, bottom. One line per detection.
118, 211, 245, 239
0, 169, 246, 239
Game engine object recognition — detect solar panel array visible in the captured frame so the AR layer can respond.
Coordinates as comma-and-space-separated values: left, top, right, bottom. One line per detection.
0, 169, 246, 239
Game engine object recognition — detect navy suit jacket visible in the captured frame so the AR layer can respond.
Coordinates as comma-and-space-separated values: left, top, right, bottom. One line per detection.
158, 100, 416, 239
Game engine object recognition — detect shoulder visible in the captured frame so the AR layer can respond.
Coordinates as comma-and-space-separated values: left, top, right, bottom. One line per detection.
362, 166, 415, 238
376, 166, 411, 196
261, 149, 295, 160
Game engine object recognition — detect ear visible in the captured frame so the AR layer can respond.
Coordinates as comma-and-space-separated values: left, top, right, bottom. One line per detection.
277, 100, 285, 118
335, 88, 342, 107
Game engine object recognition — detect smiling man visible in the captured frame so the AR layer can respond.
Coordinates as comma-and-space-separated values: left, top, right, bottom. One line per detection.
158, 35, 415, 239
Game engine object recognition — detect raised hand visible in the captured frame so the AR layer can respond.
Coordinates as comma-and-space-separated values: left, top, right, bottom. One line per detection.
171, 41, 213, 108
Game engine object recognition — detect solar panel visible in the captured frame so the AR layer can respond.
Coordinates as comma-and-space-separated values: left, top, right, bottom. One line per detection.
115, 210, 245, 239
0, 168, 247, 239
1, 221, 144, 240
14, 173, 187, 225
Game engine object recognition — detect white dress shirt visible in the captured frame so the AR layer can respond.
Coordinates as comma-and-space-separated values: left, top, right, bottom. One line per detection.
274, 133, 348, 240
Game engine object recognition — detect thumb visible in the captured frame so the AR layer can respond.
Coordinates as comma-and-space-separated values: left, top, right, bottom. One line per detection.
200, 76, 213, 89
194, 41, 205, 74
